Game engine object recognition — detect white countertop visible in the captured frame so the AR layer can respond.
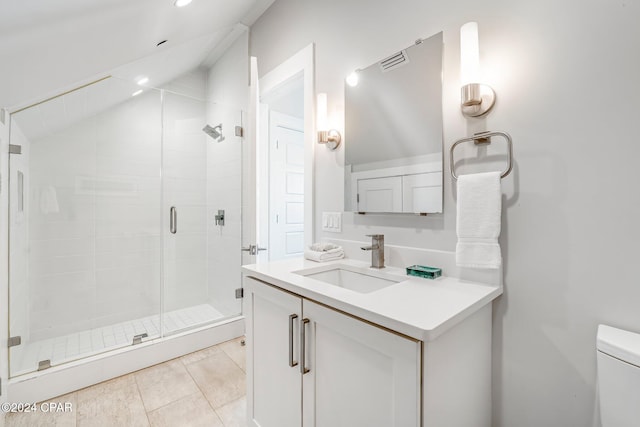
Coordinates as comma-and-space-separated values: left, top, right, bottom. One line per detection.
242, 257, 502, 342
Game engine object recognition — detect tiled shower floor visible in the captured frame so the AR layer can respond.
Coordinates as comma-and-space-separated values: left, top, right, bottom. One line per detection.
11, 304, 225, 376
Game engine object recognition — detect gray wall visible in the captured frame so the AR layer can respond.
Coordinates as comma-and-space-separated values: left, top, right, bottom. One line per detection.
249, 0, 640, 425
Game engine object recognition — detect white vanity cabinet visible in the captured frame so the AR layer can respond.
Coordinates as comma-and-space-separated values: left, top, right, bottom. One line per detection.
245, 277, 302, 427
243, 255, 498, 427
245, 277, 421, 427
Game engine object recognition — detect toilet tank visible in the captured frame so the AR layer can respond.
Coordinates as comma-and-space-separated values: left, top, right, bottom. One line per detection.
597, 324, 640, 427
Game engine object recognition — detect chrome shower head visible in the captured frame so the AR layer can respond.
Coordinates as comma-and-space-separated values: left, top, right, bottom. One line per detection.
202, 124, 224, 142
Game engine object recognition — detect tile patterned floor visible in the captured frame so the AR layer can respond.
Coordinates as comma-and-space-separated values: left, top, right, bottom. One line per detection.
5, 336, 247, 427
12, 304, 225, 376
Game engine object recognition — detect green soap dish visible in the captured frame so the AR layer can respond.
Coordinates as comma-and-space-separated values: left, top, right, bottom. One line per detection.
406, 265, 442, 279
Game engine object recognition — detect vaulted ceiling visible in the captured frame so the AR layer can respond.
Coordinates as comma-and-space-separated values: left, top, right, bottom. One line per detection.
0, 0, 274, 110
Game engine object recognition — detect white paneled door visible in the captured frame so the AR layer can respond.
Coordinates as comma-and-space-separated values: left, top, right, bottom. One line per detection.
269, 111, 304, 261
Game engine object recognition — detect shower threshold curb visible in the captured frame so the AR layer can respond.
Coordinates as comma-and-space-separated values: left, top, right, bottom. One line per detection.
6, 316, 245, 403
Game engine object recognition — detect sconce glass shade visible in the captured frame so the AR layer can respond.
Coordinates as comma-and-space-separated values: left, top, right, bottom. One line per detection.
316, 92, 341, 150
317, 92, 328, 131
346, 71, 359, 87
460, 21, 495, 117
460, 22, 480, 85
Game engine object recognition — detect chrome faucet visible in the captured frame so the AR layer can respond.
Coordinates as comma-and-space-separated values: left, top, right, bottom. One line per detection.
361, 234, 385, 269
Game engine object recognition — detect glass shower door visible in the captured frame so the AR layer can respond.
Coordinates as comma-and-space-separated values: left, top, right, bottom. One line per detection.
6, 75, 246, 377
162, 93, 244, 335
8, 77, 163, 377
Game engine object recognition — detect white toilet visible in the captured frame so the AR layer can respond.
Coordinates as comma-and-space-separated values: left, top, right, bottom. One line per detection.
597, 324, 640, 426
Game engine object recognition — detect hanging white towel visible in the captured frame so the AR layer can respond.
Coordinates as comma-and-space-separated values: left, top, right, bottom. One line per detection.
456, 171, 502, 269
40, 186, 60, 214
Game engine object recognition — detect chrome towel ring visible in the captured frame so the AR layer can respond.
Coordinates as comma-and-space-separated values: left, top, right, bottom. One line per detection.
450, 131, 513, 180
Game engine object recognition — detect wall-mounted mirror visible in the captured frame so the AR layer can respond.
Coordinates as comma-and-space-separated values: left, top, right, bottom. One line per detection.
344, 31, 443, 214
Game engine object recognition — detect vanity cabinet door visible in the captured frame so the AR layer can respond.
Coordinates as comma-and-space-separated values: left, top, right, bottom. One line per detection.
245, 277, 302, 427
301, 300, 421, 427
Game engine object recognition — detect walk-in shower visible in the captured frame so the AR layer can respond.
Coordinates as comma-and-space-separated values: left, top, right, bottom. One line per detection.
6, 75, 245, 395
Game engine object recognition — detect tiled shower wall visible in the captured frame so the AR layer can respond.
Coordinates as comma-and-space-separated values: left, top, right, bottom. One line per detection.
205, 34, 248, 316
204, 102, 242, 315
27, 90, 163, 342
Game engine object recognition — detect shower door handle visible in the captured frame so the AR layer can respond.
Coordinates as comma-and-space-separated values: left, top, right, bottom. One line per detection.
170, 207, 177, 234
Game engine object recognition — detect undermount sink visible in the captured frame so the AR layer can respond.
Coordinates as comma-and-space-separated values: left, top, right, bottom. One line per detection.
294, 263, 403, 294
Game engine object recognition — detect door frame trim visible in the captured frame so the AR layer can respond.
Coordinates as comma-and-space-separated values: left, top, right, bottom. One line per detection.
258, 43, 316, 253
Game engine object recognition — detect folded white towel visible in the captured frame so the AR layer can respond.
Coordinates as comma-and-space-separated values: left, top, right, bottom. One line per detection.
456, 171, 502, 269
309, 242, 342, 252
304, 247, 344, 262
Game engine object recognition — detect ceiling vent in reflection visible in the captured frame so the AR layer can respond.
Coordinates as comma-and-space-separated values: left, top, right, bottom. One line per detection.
379, 50, 409, 72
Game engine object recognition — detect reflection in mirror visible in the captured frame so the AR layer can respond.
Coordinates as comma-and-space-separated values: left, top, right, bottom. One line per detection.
344, 31, 443, 214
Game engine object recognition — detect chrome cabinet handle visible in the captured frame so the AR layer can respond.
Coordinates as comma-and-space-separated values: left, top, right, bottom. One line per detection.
300, 318, 310, 374
289, 314, 298, 367
170, 207, 177, 234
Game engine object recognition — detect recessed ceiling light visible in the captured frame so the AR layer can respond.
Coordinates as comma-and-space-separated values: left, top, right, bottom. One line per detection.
137, 77, 149, 86
174, 0, 192, 7
132, 90, 143, 97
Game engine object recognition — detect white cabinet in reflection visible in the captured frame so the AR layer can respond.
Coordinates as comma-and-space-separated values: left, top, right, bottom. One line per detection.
402, 172, 442, 213
356, 176, 402, 212
350, 164, 442, 213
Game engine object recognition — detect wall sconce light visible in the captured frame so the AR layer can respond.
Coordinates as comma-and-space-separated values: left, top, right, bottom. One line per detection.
460, 22, 495, 117
345, 70, 360, 87
317, 93, 341, 150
